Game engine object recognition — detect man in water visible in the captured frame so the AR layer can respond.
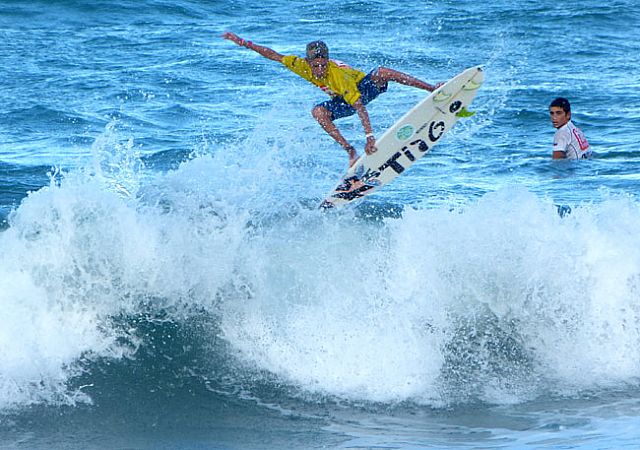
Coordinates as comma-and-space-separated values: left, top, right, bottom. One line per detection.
549, 97, 591, 159
222, 32, 442, 167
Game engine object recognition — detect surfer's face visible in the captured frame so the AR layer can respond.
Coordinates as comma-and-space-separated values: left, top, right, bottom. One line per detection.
549, 106, 570, 129
308, 57, 328, 79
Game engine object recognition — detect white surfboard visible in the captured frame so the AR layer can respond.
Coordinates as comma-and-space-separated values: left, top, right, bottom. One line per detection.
319, 65, 484, 208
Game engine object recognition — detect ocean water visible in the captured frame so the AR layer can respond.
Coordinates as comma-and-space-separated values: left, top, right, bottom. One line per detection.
1, 0, 640, 448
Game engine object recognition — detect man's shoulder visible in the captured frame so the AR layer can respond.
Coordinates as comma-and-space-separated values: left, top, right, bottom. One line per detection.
329, 59, 351, 68
569, 121, 587, 136
555, 123, 572, 138
553, 125, 570, 148
327, 60, 366, 83
282, 55, 309, 69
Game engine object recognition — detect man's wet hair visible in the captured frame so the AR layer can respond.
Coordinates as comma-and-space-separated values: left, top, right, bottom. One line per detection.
550, 97, 571, 113
306, 41, 329, 60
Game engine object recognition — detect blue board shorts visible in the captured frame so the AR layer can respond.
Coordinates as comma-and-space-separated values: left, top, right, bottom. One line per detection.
317, 69, 388, 120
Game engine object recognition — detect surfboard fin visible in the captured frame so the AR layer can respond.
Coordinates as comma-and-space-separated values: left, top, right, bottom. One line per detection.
456, 107, 475, 118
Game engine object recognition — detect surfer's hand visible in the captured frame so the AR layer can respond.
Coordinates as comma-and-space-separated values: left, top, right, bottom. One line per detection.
365, 136, 377, 155
221, 32, 242, 45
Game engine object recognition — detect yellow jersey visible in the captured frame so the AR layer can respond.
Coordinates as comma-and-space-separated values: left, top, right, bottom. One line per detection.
281, 55, 366, 105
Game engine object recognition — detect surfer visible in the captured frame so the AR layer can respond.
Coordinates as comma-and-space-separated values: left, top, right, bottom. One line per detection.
222, 32, 443, 167
549, 97, 591, 159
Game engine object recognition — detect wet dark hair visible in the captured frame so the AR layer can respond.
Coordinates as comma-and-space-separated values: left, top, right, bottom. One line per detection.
306, 40, 329, 60
549, 97, 571, 113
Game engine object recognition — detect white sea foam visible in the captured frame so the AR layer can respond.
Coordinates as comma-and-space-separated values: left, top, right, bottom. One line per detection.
2, 122, 640, 409
220, 187, 640, 404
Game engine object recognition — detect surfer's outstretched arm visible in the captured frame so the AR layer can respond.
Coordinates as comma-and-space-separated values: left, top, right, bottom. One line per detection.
221, 32, 284, 63
371, 67, 443, 92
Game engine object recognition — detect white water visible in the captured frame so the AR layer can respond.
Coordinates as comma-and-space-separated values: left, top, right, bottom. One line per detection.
2, 122, 640, 412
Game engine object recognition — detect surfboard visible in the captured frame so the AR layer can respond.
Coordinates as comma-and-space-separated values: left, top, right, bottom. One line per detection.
319, 65, 484, 208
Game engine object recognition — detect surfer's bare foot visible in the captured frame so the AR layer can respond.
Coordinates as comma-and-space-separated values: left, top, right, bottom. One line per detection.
346, 146, 358, 167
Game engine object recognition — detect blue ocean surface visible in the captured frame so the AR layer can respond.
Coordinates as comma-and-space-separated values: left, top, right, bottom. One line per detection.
1, 0, 640, 448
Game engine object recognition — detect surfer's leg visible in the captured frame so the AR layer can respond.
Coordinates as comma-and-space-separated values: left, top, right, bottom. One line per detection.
371, 67, 438, 92
311, 105, 358, 166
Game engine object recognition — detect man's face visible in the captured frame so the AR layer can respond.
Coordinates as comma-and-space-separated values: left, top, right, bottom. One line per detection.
308, 57, 328, 79
549, 106, 571, 129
